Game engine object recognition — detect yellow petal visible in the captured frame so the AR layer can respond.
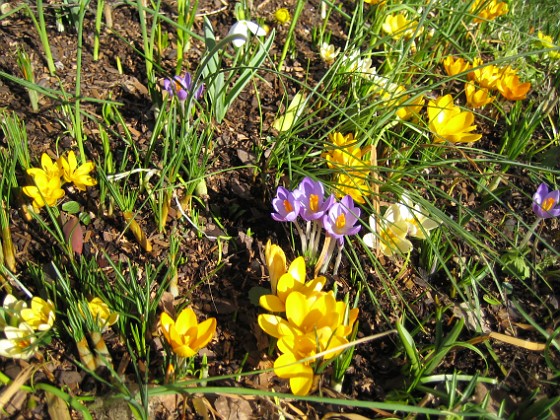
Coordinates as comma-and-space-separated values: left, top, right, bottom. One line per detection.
160, 312, 175, 344
259, 294, 285, 312
191, 317, 216, 351
175, 307, 198, 335
257, 314, 283, 338
285, 292, 308, 329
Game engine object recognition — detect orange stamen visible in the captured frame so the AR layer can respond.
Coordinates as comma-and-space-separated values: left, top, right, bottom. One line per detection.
309, 194, 319, 212
335, 213, 346, 229
283, 199, 293, 213
542, 197, 556, 211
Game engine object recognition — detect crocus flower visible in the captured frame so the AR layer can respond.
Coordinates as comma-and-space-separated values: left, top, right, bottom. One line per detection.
468, 59, 501, 90
272, 186, 301, 222
319, 43, 340, 65
398, 195, 439, 239
0, 294, 27, 331
496, 70, 531, 101
259, 256, 325, 312
537, 31, 560, 60
87, 297, 119, 332
160, 307, 216, 358
22, 171, 65, 209
322, 195, 361, 245
394, 88, 425, 121
259, 291, 358, 395
363, 211, 412, 257
382, 13, 419, 40
265, 240, 287, 293
324, 134, 370, 203
59, 151, 97, 191
532, 183, 560, 219
443, 56, 471, 77
471, 0, 508, 23
274, 8, 291, 24
464, 83, 494, 108
163, 72, 204, 102
427, 94, 482, 144
20, 297, 55, 332
293, 177, 335, 221
26, 153, 62, 181
0, 322, 37, 360
228, 20, 267, 48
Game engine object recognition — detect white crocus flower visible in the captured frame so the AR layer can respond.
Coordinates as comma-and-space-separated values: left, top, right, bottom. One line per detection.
0, 322, 37, 360
0, 294, 27, 331
320, 43, 340, 65
363, 206, 413, 258
228, 20, 267, 48
398, 194, 439, 239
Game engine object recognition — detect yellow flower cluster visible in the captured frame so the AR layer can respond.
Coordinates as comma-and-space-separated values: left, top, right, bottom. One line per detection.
323, 132, 370, 204
443, 56, 532, 107
536, 31, 560, 61
0, 294, 55, 359
471, 0, 508, 23
258, 242, 358, 396
22, 151, 97, 210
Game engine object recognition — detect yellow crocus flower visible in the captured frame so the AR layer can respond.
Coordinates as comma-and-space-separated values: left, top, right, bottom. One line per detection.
60, 151, 97, 191
22, 171, 65, 209
20, 297, 55, 332
442, 56, 471, 77
160, 307, 216, 358
427, 94, 482, 144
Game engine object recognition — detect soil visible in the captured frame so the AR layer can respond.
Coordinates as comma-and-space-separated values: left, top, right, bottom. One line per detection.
0, 0, 559, 418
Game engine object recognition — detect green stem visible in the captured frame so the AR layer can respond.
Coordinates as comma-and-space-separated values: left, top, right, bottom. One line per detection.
35, 0, 56, 76
277, 0, 306, 72
518, 218, 542, 250
74, 0, 91, 163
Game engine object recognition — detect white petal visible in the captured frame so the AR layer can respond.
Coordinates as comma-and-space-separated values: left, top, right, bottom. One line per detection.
228, 21, 248, 47
363, 233, 376, 248
245, 20, 267, 36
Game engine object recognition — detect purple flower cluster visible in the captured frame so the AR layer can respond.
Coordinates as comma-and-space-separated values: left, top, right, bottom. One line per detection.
271, 177, 361, 245
163, 72, 205, 102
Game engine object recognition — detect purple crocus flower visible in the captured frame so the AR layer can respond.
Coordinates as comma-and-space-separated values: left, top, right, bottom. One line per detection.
293, 177, 335, 221
532, 182, 560, 219
271, 186, 301, 222
163, 72, 205, 101
322, 195, 361, 245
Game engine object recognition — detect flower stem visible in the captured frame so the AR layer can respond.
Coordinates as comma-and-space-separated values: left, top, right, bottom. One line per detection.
518, 218, 542, 249
293, 221, 307, 255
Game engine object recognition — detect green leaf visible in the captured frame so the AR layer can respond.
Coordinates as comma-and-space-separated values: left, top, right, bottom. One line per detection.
62, 201, 81, 214
248, 286, 270, 306
396, 319, 421, 376
272, 92, 306, 132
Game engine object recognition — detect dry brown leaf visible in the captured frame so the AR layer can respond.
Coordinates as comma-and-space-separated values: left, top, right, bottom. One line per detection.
0, 364, 34, 413
214, 394, 253, 420
192, 396, 211, 420
322, 413, 373, 420
46, 390, 72, 420
488, 331, 547, 351
123, 211, 152, 252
